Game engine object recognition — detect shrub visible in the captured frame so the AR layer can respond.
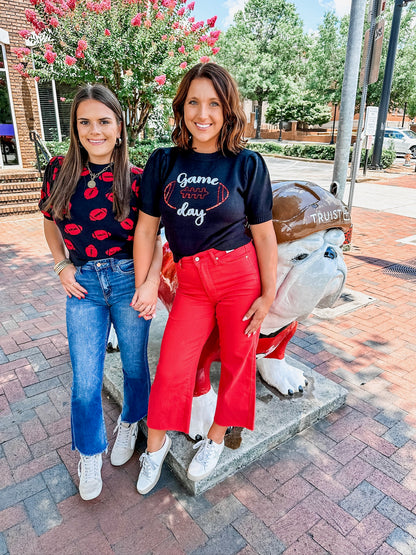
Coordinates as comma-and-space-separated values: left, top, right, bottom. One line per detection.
248, 141, 395, 168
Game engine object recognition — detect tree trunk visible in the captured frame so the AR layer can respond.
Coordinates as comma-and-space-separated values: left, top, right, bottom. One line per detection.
127, 99, 152, 146
256, 100, 263, 139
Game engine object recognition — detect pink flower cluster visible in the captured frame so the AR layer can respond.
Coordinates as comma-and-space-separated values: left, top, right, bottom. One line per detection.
65, 55, 76, 65
13, 63, 29, 78
155, 74, 166, 85
86, 0, 111, 13
11, 47, 31, 59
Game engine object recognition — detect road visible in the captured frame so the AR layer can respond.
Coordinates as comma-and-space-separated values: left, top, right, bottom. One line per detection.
263, 156, 416, 219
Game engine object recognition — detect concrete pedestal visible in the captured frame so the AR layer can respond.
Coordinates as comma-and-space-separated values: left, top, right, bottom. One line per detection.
103, 307, 347, 495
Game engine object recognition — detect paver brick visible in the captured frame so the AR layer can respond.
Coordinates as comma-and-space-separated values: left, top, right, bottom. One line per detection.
301, 463, 350, 501
340, 480, 386, 520
24, 489, 62, 536
196, 494, 247, 537
160, 499, 207, 552
377, 497, 416, 536
269, 500, 320, 545
233, 512, 286, 555
309, 518, 362, 555
189, 524, 247, 555
347, 509, 396, 554
386, 527, 416, 555
42, 463, 77, 503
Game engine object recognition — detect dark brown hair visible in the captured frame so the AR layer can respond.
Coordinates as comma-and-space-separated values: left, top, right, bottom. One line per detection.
172, 63, 246, 155
43, 84, 130, 221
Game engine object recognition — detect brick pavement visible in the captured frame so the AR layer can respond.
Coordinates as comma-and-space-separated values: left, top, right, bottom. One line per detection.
0, 178, 416, 554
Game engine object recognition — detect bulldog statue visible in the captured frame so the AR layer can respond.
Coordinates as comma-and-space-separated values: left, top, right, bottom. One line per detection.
157, 180, 352, 439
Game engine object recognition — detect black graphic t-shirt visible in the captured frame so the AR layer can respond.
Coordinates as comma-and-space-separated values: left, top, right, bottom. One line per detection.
140, 147, 272, 261
39, 156, 142, 266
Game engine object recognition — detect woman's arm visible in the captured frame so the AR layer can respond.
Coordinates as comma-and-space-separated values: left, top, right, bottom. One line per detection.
43, 219, 87, 299
131, 211, 161, 317
243, 220, 278, 336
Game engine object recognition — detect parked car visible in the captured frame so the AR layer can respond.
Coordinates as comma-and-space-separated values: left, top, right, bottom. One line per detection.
383, 128, 416, 157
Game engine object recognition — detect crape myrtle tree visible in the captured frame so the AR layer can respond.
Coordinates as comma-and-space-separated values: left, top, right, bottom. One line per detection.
12, 0, 220, 143
218, 0, 306, 139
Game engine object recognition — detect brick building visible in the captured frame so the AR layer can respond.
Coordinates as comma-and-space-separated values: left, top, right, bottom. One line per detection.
0, 0, 72, 172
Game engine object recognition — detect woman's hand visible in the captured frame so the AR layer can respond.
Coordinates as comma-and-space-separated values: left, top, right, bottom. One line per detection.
131, 280, 159, 320
59, 265, 87, 299
243, 294, 274, 337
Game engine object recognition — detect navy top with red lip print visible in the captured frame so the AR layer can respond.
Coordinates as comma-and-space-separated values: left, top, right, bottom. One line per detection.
139, 147, 272, 262
39, 156, 142, 266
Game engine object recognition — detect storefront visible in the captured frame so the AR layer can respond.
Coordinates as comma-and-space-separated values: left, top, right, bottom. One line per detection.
0, 31, 20, 169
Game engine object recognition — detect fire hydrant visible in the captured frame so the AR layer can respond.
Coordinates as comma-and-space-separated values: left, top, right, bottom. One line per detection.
404, 152, 412, 166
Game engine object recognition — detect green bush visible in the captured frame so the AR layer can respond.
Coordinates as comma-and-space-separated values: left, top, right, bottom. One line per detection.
47, 138, 173, 169
248, 141, 395, 169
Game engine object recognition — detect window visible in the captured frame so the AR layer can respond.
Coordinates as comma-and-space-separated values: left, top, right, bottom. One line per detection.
0, 44, 19, 166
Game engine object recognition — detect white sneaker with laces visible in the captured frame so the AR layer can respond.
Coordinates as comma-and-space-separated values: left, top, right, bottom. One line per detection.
78, 453, 102, 501
187, 438, 224, 482
110, 415, 139, 466
136, 435, 172, 495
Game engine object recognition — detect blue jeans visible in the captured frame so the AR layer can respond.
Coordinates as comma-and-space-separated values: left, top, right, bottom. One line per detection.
66, 258, 151, 456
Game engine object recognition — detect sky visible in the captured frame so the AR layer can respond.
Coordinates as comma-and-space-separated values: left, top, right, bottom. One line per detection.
193, 0, 352, 33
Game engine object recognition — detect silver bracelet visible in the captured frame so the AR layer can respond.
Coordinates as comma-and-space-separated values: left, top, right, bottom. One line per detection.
54, 258, 73, 275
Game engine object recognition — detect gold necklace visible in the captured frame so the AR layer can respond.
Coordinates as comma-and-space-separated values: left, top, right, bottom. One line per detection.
86, 162, 113, 188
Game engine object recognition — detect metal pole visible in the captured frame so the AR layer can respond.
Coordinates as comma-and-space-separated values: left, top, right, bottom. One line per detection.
347, 0, 380, 214
278, 109, 283, 141
330, 103, 338, 145
371, 0, 404, 168
401, 101, 407, 127
331, 0, 367, 200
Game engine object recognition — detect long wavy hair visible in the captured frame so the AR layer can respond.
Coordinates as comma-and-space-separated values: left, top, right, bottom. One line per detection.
172, 63, 247, 155
43, 84, 130, 221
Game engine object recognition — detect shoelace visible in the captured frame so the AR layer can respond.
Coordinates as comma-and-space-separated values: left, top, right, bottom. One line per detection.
78, 455, 100, 482
139, 452, 158, 477
113, 421, 135, 450
193, 439, 216, 468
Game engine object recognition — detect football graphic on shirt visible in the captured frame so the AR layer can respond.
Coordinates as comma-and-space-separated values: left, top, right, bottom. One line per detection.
92, 230, 111, 240
105, 246, 122, 256
64, 223, 83, 235
120, 218, 134, 230
85, 244, 98, 257
164, 179, 229, 212
90, 208, 107, 221
84, 187, 99, 200
64, 239, 75, 250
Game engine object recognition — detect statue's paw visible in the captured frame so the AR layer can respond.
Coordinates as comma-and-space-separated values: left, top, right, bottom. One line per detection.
189, 387, 217, 440
257, 358, 308, 396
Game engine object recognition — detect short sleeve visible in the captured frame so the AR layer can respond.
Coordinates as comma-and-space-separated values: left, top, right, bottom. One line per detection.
139, 148, 170, 217
38, 156, 64, 220
243, 151, 273, 225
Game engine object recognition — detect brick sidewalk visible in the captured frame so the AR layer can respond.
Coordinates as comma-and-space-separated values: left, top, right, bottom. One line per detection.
0, 200, 416, 554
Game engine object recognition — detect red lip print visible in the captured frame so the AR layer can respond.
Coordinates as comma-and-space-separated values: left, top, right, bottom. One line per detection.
81, 168, 89, 176
131, 167, 143, 175
64, 223, 83, 235
106, 192, 114, 202
85, 244, 98, 257
90, 208, 107, 221
92, 230, 111, 240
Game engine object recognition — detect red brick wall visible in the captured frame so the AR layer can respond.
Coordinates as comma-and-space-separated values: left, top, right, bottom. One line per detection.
1, 0, 41, 169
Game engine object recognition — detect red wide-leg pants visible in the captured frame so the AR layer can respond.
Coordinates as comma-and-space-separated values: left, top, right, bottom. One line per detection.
147, 242, 261, 434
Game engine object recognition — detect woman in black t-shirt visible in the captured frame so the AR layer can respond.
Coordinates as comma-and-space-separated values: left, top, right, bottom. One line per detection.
39, 84, 162, 501
133, 63, 278, 494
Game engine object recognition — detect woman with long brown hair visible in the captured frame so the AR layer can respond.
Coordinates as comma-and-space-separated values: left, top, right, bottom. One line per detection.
39, 84, 162, 501
132, 63, 277, 494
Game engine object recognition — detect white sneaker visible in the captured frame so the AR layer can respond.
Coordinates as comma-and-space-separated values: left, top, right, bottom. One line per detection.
136, 435, 172, 495
78, 453, 102, 501
187, 438, 224, 482
110, 415, 138, 466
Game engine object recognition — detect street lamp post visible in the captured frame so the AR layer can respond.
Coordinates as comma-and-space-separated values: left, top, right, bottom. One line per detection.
330, 103, 338, 145
278, 109, 283, 142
